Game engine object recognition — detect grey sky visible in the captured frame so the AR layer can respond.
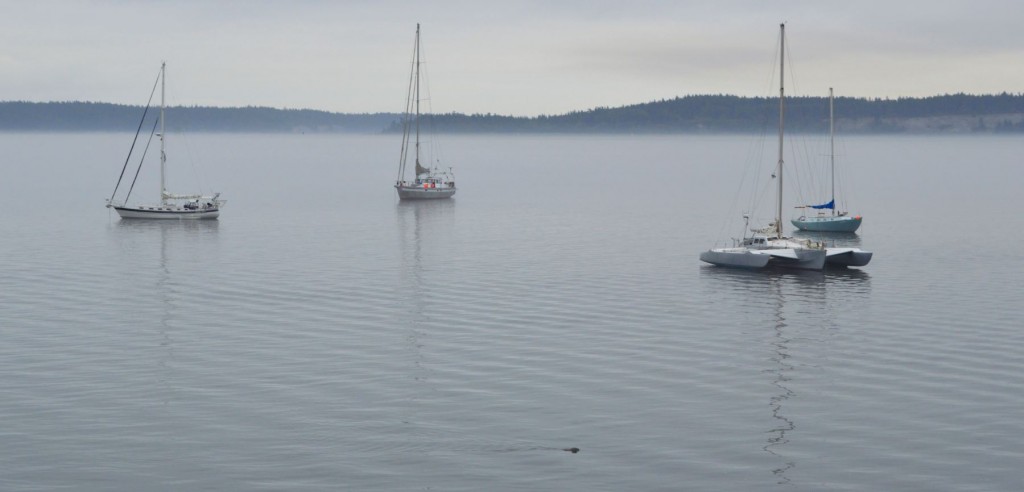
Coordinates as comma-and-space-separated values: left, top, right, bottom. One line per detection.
3, 1, 1023, 116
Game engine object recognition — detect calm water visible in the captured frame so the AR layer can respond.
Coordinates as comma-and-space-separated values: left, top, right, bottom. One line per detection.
1, 132, 1022, 490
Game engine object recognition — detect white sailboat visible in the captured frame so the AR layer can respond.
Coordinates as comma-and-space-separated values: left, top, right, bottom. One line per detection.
792, 88, 862, 232
106, 63, 224, 219
700, 24, 826, 270
394, 24, 456, 200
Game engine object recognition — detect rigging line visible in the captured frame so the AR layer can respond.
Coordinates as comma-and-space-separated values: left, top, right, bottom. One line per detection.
716, 118, 769, 246
419, 50, 445, 171
748, 119, 777, 226
714, 27, 784, 244
834, 116, 854, 212
414, 25, 421, 171
787, 130, 813, 209
744, 118, 772, 220
730, 28, 785, 239
782, 28, 801, 104
740, 47, 781, 223
398, 33, 417, 182
109, 69, 161, 202
399, 106, 413, 181
124, 115, 161, 204
779, 29, 813, 211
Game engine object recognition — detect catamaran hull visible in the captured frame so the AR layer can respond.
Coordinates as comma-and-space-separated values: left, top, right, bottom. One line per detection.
825, 248, 872, 267
395, 186, 456, 200
113, 206, 220, 220
700, 248, 826, 270
791, 216, 861, 232
700, 250, 770, 268
700, 250, 772, 269
772, 249, 827, 270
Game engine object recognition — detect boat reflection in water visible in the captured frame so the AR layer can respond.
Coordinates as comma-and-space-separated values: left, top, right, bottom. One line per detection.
110, 219, 220, 404
699, 266, 870, 486
395, 199, 455, 398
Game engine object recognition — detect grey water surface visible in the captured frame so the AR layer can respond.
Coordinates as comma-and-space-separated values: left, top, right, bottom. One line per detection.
1, 132, 1022, 491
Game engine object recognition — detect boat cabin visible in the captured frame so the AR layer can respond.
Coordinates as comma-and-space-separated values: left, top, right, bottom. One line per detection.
405, 177, 454, 189
741, 235, 772, 249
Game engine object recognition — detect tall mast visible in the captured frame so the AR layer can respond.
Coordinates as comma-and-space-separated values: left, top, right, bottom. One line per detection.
776, 24, 785, 239
160, 61, 167, 204
414, 23, 421, 174
829, 87, 835, 216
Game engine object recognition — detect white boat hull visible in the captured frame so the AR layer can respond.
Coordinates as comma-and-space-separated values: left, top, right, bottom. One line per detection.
825, 247, 872, 267
768, 247, 827, 270
395, 185, 456, 200
113, 206, 220, 220
700, 249, 772, 269
700, 247, 826, 270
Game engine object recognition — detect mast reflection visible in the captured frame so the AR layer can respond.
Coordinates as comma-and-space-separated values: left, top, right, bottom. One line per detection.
111, 220, 219, 404
699, 266, 870, 485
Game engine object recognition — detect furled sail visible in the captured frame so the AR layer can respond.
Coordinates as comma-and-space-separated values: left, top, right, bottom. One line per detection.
810, 200, 835, 210
415, 160, 429, 176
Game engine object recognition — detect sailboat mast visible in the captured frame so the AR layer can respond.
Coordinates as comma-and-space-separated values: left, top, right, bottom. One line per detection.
776, 24, 785, 239
159, 61, 167, 204
414, 23, 421, 174
829, 87, 835, 217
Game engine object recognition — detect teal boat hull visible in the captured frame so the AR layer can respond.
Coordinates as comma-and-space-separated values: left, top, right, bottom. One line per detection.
791, 215, 862, 232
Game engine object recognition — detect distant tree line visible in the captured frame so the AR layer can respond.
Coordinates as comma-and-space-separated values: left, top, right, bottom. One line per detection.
0, 101, 398, 133
5, 93, 1024, 134
404, 93, 1024, 133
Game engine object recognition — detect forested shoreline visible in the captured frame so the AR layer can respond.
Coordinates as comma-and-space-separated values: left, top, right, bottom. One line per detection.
4, 93, 1024, 133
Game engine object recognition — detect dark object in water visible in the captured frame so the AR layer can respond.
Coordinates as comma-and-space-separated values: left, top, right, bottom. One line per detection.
563, 447, 580, 454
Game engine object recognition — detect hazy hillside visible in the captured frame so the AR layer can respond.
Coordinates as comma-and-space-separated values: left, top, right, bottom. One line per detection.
4, 93, 1024, 133
0, 101, 398, 133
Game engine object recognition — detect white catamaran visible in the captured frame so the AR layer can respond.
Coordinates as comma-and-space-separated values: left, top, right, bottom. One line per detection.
792, 88, 863, 232
700, 24, 826, 270
106, 62, 224, 219
394, 24, 456, 200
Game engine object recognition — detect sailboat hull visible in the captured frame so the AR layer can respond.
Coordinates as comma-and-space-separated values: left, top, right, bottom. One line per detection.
113, 206, 220, 220
395, 185, 456, 200
792, 215, 861, 232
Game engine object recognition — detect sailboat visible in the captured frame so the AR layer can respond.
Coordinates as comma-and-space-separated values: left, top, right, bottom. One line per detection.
394, 24, 457, 200
792, 88, 862, 232
106, 62, 224, 219
700, 24, 826, 270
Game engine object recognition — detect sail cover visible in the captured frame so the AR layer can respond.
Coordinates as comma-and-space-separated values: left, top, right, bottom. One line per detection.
810, 200, 835, 210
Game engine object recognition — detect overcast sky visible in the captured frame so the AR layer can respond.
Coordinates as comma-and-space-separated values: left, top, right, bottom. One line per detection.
3, 1, 1023, 116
